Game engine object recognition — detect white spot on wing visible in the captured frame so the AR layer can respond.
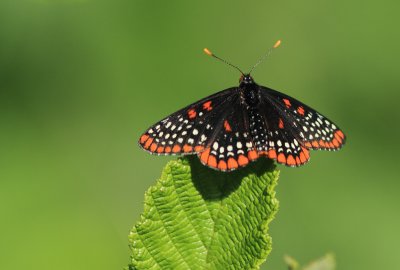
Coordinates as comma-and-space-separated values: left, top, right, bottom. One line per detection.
269, 141, 274, 147
213, 142, 219, 150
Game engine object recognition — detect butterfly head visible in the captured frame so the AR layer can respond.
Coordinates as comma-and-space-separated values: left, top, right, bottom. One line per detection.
239, 74, 255, 85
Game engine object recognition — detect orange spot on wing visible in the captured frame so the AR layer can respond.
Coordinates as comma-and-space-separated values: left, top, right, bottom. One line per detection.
278, 118, 284, 129
268, 149, 277, 159
200, 148, 211, 164
336, 130, 345, 139
283, 98, 291, 108
319, 140, 326, 147
144, 138, 153, 149
334, 132, 343, 143
248, 150, 258, 161
207, 155, 217, 168
332, 138, 340, 147
165, 146, 172, 153
172, 145, 181, 153
218, 160, 227, 170
238, 155, 249, 166
194, 146, 205, 152
203, 101, 212, 111
224, 120, 232, 132
287, 155, 296, 166
299, 152, 307, 163
304, 142, 312, 148
227, 158, 238, 169
295, 156, 301, 165
312, 141, 319, 148
157, 146, 164, 153
297, 106, 305, 116
302, 147, 310, 159
277, 153, 286, 163
150, 143, 157, 152
187, 109, 197, 119
183, 144, 193, 152
140, 134, 149, 144
324, 142, 331, 148
328, 142, 335, 148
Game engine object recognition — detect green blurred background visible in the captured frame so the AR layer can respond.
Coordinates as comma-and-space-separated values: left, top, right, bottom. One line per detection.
1, 0, 399, 269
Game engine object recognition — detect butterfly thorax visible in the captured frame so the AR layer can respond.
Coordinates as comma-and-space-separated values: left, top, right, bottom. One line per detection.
239, 75, 260, 106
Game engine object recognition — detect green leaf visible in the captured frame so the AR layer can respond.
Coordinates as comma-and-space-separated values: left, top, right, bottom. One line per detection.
128, 156, 279, 270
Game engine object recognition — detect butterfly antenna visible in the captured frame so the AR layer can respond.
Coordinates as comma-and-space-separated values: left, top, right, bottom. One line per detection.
203, 48, 244, 75
248, 39, 281, 74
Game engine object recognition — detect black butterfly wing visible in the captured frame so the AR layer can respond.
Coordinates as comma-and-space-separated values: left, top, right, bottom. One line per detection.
257, 86, 346, 166
139, 87, 240, 156
139, 82, 345, 169
196, 94, 260, 171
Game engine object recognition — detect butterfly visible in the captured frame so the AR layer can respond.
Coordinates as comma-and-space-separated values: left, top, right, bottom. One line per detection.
138, 40, 346, 171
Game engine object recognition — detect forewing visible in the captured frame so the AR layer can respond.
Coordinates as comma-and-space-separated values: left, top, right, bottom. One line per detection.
138, 87, 239, 155
257, 86, 345, 166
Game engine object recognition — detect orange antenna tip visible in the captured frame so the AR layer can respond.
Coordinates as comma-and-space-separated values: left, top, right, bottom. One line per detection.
203, 48, 213, 56
273, 39, 281, 49
203, 48, 244, 74
248, 39, 282, 73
